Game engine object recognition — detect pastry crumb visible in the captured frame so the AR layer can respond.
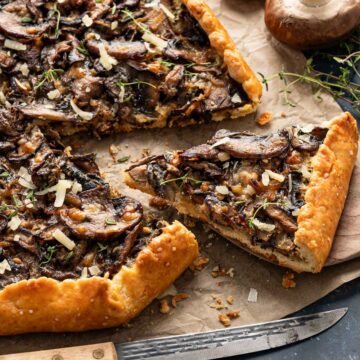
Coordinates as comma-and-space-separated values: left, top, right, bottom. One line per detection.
190, 256, 209, 271
211, 265, 226, 278
227, 310, 240, 319
219, 313, 231, 327
109, 144, 119, 159
282, 271, 296, 289
171, 293, 190, 308
256, 112, 272, 126
280, 112, 287, 118
159, 299, 170, 314
226, 295, 234, 305
226, 267, 235, 278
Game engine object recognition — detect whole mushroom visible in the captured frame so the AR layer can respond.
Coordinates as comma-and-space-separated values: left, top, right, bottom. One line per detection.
265, 0, 360, 50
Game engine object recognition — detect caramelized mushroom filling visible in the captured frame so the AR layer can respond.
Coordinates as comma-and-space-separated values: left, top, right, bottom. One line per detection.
0, 0, 250, 136
0, 122, 165, 289
129, 125, 328, 258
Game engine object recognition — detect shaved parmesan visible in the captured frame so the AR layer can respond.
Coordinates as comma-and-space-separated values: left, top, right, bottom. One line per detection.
19, 63, 29, 76
14, 234, 20, 242
300, 165, 312, 179
118, 85, 125, 103
36, 184, 58, 196
243, 184, 256, 196
215, 185, 229, 195
53, 229, 76, 250
231, 93, 242, 104
4, 39, 26, 51
261, 171, 270, 186
144, 0, 160, 7
210, 136, 230, 149
292, 208, 300, 217
99, 43, 118, 71
247, 288, 258, 303
252, 218, 275, 232
82, 14, 93, 27
8, 215, 21, 231
88, 265, 101, 276
80, 267, 88, 279
111, 21, 118, 30
71, 181, 82, 194
54, 179, 73, 207
157, 284, 177, 299
18, 167, 36, 189
159, 4, 175, 21
265, 169, 285, 183
70, 99, 93, 121
144, 41, 156, 54
142, 32, 168, 50
0, 259, 11, 275
47, 89, 61, 100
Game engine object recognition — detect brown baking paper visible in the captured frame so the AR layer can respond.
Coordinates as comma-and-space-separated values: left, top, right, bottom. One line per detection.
1, 0, 360, 354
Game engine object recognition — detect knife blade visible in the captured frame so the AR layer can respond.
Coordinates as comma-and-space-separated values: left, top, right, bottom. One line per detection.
0, 308, 347, 360
117, 308, 347, 359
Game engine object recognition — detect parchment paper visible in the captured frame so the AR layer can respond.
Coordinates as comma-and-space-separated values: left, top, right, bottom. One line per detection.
1, 0, 360, 354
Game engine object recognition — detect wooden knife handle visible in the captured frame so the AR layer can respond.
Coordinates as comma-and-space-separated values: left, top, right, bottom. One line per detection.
0, 342, 117, 360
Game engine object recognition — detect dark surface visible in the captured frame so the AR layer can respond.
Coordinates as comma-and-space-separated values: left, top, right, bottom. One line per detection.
226, 39, 360, 360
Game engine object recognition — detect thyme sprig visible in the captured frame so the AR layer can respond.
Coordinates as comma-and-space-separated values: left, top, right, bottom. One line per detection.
50, 3, 61, 38
117, 79, 156, 89
160, 172, 202, 188
34, 68, 64, 90
76, 41, 89, 56
40, 246, 57, 266
121, 9, 149, 33
247, 199, 285, 229
258, 33, 360, 113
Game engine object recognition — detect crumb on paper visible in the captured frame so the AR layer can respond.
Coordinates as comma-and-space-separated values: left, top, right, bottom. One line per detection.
226, 295, 234, 305
209, 296, 226, 310
149, 196, 169, 209
256, 112, 272, 126
227, 310, 240, 319
226, 267, 235, 278
247, 288, 258, 303
109, 144, 119, 158
142, 148, 151, 157
280, 112, 286, 118
171, 293, 190, 308
211, 265, 226, 278
159, 299, 170, 314
190, 255, 209, 271
218, 313, 231, 327
282, 271, 296, 289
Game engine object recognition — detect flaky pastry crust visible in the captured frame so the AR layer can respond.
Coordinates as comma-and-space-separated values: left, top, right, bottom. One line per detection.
125, 112, 358, 273
0, 221, 198, 335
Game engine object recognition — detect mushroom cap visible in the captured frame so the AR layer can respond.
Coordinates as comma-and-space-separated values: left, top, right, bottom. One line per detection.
265, 0, 360, 50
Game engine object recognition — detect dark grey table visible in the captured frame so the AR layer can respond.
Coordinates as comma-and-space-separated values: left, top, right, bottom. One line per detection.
228, 43, 360, 360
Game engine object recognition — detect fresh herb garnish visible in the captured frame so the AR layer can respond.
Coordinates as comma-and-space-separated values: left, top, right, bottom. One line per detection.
258, 33, 360, 113
97, 242, 108, 253
11, 194, 21, 208
111, 2, 117, 15
105, 218, 117, 226
26, 190, 37, 206
247, 199, 285, 229
0, 171, 10, 178
40, 246, 57, 266
21, 16, 32, 23
121, 9, 149, 33
117, 79, 156, 89
50, 4, 61, 38
34, 68, 64, 90
117, 155, 130, 163
64, 251, 74, 263
76, 41, 89, 56
160, 172, 203, 187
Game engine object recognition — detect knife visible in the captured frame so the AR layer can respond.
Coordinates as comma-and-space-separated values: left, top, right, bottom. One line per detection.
0, 308, 347, 360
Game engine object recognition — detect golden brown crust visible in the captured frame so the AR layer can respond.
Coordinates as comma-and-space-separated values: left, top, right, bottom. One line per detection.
125, 112, 358, 273
295, 112, 358, 271
0, 221, 198, 335
182, 0, 262, 104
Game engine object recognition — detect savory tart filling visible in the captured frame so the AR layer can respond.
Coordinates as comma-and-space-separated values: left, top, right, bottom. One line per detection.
0, 0, 250, 136
127, 124, 328, 260
0, 117, 166, 289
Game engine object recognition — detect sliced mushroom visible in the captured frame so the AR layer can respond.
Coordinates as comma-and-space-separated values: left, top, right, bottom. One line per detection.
208, 129, 290, 159
0, 11, 51, 40
19, 105, 76, 122
0, 214, 8, 233
0, 141, 15, 153
60, 186, 143, 241
180, 144, 220, 161
161, 65, 184, 97
0, 50, 16, 69
72, 76, 103, 106
265, 205, 298, 234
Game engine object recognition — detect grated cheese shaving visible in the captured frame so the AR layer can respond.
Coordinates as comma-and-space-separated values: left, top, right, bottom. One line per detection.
54, 179, 73, 207
215, 185, 229, 195
82, 14, 93, 27
265, 169, 285, 183
88, 265, 101, 276
80, 267, 88, 279
71, 181, 82, 194
53, 229, 76, 250
8, 215, 21, 231
47, 89, 61, 100
218, 152, 230, 162
0, 259, 11, 275
252, 218, 275, 232
99, 43, 118, 71
70, 99, 93, 121
142, 32, 168, 50
159, 4, 175, 21
144, 0, 160, 7
261, 171, 270, 186
247, 288, 258, 303
210, 136, 230, 149
231, 93, 242, 104
4, 39, 26, 51
19, 63, 29, 76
